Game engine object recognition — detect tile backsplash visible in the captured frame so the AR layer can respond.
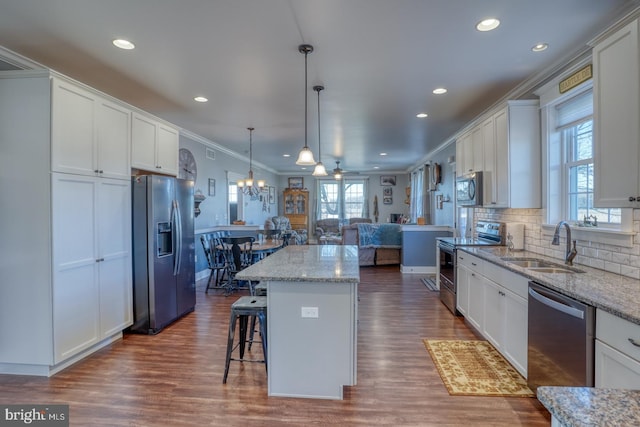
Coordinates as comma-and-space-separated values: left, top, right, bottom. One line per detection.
474, 208, 640, 280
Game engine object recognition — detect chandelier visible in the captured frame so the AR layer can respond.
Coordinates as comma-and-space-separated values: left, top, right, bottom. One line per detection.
237, 127, 266, 196
312, 85, 328, 176
295, 44, 317, 165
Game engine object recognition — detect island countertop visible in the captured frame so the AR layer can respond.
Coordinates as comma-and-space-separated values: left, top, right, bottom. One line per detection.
235, 244, 360, 283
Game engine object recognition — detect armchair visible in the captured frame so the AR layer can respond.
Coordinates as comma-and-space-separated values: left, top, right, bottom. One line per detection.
315, 218, 341, 239
265, 216, 307, 245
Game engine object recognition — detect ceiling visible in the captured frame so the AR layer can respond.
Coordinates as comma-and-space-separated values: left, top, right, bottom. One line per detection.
0, 0, 636, 174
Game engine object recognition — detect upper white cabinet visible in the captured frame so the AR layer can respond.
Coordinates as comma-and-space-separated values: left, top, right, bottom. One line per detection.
455, 129, 483, 177
51, 77, 131, 180
483, 100, 540, 208
593, 19, 640, 208
131, 112, 179, 176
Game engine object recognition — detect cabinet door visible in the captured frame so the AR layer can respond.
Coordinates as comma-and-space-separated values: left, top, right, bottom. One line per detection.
131, 112, 158, 172
466, 269, 484, 331
459, 132, 473, 175
482, 278, 504, 352
96, 178, 133, 337
51, 174, 100, 362
96, 98, 131, 180
456, 265, 469, 316
156, 124, 179, 176
493, 109, 510, 208
594, 19, 640, 208
482, 117, 496, 206
471, 126, 484, 173
595, 340, 640, 389
51, 78, 97, 176
503, 288, 528, 377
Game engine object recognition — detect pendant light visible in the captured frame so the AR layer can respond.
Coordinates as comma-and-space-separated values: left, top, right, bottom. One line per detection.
333, 160, 343, 180
312, 85, 328, 176
295, 44, 317, 166
237, 127, 265, 196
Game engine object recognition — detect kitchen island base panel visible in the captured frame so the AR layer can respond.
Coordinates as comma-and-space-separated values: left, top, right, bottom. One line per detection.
267, 280, 357, 400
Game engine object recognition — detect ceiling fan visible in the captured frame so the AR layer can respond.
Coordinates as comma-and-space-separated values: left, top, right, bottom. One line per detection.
332, 160, 359, 180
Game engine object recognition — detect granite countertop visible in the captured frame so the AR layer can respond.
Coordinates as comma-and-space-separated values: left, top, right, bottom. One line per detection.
537, 386, 640, 426
235, 244, 360, 283
460, 246, 640, 325
401, 225, 453, 232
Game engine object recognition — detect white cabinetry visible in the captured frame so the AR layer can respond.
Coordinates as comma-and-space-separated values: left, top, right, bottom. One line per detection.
52, 175, 132, 362
51, 77, 131, 180
457, 251, 528, 377
456, 263, 470, 316
593, 19, 640, 208
0, 71, 132, 376
482, 100, 540, 208
131, 112, 179, 176
456, 252, 484, 330
595, 309, 640, 389
455, 129, 483, 177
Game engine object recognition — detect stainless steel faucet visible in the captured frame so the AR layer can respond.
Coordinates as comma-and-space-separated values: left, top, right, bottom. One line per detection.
552, 221, 577, 266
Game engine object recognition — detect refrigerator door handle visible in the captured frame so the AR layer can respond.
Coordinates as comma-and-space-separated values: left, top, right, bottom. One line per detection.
173, 199, 183, 276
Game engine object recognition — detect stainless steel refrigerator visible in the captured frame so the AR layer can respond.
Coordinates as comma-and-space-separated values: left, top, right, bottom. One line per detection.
131, 175, 196, 334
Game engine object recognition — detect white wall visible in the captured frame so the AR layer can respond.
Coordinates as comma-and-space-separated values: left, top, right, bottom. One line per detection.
180, 134, 279, 230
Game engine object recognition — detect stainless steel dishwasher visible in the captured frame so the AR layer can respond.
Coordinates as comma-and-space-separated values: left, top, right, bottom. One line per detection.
527, 281, 595, 392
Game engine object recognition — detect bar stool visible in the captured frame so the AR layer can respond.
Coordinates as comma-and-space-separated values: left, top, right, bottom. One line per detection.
222, 296, 268, 384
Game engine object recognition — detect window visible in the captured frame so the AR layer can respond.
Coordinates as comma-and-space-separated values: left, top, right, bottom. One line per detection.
228, 184, 238, 203
317, 178, 368, 220
557, 90, 620, 226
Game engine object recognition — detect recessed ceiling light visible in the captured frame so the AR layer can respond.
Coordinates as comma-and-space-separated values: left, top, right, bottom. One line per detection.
283, 154, 291, 157
433, 88, 447, 95
380, 152, 387, 156
476, 18, 500, 32
532, 43, 549, 52
373, 166, 380, 169
112, 39, 135, 50
193, 96, 208, 103
416, 113, 428, 118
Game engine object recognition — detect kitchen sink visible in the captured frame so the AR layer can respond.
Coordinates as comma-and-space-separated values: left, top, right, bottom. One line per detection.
500, 257, 585, 274
527, 267, 584, 274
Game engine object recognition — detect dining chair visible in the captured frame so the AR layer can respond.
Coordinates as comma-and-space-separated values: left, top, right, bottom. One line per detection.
200, 232, 227, 293
220, 236, 255, 295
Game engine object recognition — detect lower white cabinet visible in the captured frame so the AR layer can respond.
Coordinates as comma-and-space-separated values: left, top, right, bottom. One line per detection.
457, 252, 528, 377
595, 309, 640, 389
481, 277, 528, 376
456, 264, 470, 316
52, 173, 132, 363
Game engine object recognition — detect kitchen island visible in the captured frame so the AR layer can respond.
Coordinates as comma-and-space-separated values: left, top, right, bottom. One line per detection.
235, 244, 360, 400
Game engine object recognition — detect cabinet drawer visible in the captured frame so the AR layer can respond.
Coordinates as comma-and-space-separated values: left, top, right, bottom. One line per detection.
457, 252, 483, 274
484, 262, 529, 299
596, 309, 640, 362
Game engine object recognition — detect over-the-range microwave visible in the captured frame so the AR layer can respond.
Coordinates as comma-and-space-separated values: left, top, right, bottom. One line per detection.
456, 172, 483, 207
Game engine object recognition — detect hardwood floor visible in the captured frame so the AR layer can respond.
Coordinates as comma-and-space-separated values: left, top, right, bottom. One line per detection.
0, 266, 551, 426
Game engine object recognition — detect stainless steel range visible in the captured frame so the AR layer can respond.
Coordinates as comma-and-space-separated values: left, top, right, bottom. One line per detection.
436, 221, 505, 315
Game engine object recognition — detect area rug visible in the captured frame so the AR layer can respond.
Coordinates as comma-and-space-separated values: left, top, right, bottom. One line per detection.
421, 276, 438, 291
423, 339, 534, 397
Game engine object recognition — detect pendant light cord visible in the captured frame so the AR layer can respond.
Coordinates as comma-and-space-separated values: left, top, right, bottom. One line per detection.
304, 49, 309, 150
316, 86, 321, 161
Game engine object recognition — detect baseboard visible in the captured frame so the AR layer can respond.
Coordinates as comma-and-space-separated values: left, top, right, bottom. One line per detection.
0, 332, 123, 377
400, 265, 437, 274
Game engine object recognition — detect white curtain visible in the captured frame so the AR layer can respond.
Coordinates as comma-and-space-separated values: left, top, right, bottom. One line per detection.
409, 167, 425, 222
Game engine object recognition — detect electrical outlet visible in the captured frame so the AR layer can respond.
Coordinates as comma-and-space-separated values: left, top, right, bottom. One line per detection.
301, 307, 319, 318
